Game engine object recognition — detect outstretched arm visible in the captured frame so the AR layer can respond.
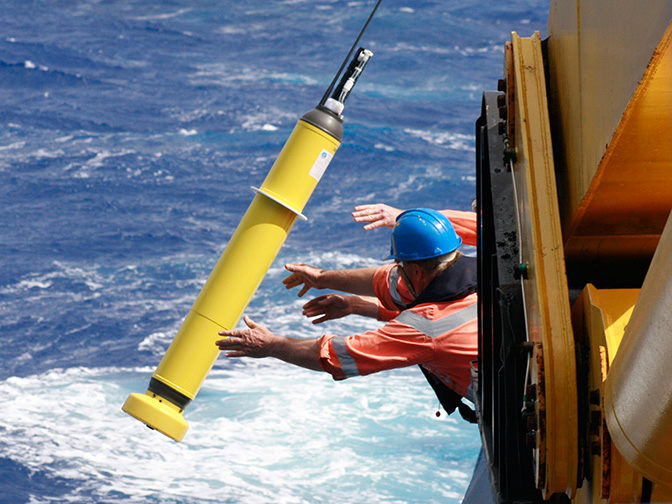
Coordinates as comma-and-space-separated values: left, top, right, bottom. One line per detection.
283, 263, 377, 297
216, 315, 323, 372
352, 203, 478, 246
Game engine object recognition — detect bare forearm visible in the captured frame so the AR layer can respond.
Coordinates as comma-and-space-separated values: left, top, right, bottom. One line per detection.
319, 267, 377, 296
348, 295, 382, 319
268, 337, 324, 372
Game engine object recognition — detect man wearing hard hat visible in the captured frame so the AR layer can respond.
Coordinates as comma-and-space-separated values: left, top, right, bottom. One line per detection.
216, 207, 478, 421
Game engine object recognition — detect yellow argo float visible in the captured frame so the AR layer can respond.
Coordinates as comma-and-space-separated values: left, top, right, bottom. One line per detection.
122, 48, 374, 442
122, 107, 342, 442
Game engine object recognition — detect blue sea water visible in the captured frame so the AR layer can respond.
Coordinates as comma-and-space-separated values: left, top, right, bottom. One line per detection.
0, 1, 549, 503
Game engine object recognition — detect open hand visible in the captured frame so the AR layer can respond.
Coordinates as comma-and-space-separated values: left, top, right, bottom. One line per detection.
283, 263, 324, 297
301, 294, 352, 324
216, 315, 278, 358
352, 203, 402, 230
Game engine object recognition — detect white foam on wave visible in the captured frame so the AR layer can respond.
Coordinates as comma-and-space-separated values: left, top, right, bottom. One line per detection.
0, 261, 104, 297
33, 147, 66, 159
64, 147, 137, 177
132, 8, 193, 21
271, 249, 381, 274
190, 63, 317, 92
404, 129, 474, 151
217, 25, 247, 35
0, 363, 479, 503
0, 140, 26, 151
23, 60, 49, 71
452, 44, 503, 57
138, 331, 173, 355
191, 62, 263, 85
374, 142, 395, 152
239, 110, 287, 133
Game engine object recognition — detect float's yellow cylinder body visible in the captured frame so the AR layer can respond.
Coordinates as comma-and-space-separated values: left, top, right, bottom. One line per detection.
154, 194, 297, 397
122, 107, 343, 441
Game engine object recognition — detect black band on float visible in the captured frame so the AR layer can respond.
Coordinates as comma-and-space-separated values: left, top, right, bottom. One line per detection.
148, 377, 192, 410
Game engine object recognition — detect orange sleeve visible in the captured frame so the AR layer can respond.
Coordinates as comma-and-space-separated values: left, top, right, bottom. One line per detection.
317, 321, 435, 380
440, 209, 477, 246
317, 334, 346, 380
377, 304, 400, 321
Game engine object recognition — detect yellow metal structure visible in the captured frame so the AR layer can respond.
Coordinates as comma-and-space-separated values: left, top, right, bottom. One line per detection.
571, 285, 643, 504
519, 2, 672, 501
546, 1, 672, 281
123, 110, 342, 441
604, 213, 672, 485
507, 31, 578, 498
483, 3, 672, 502
540, 2, 672, 498
569, 283, 672, 503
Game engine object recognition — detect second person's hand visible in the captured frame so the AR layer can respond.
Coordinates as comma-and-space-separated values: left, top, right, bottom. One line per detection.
301, 294, 352, 324
283, 263, 325, 297
352, 203, 402, 230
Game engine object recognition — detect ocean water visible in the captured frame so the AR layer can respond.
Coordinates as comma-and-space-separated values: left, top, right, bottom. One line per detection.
0, 1, 549, 503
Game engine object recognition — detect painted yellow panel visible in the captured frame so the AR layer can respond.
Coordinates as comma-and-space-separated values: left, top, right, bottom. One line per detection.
546, 1, 672, 272
509, 31, 578, 499
570, 285, 641, 504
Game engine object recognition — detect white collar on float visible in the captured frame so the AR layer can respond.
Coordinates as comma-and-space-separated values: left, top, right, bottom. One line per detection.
250, 186, 308, 221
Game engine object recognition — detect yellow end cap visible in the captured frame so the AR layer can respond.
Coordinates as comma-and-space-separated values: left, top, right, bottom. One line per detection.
122, 392, 189, 442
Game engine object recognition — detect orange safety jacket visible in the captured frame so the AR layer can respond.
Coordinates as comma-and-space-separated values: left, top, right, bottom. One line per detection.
317, 210, 478, 400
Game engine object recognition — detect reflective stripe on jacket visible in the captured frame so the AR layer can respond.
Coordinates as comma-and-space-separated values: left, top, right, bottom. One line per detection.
318, 292, 477, 397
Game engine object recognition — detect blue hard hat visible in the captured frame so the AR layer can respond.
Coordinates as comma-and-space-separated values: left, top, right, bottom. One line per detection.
383, 208, 462, 261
